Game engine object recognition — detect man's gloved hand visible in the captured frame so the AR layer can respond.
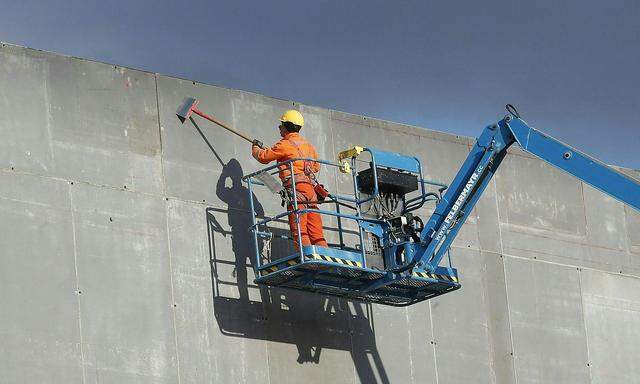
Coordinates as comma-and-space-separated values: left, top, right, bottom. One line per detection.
252, 139, 264, 149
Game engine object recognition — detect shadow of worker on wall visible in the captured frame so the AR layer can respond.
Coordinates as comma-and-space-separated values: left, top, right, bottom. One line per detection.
215, 158, 264, 301
188, 112, 389, 381
206, 165, 390, 383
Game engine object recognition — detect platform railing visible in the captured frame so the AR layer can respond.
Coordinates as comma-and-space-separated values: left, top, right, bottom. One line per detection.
346, 148, 449, 215
243, 157, 376, 278
242, 155, 448, 279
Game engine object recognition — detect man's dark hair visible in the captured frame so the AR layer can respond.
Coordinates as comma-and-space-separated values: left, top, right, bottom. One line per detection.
283, 121, 301, 132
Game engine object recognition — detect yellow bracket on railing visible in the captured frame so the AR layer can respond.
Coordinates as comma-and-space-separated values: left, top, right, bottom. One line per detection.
339, 161, 351, 174
337, 146, 364, 173
337, 146, 364, 162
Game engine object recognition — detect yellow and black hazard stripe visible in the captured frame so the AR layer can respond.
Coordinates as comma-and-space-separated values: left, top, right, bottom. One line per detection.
260, 259, 300, 276
260, 254, 363, 276
412, 271, 459, 283
306, 253, 363, 268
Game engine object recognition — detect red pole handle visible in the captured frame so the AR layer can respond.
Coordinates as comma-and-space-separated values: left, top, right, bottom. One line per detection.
192, 108, 255, 144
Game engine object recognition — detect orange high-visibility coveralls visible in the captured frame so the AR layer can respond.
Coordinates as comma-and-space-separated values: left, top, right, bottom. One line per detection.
252, 132, 328, 248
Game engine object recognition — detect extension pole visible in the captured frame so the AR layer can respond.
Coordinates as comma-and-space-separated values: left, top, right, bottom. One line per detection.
191, 108, 253, 144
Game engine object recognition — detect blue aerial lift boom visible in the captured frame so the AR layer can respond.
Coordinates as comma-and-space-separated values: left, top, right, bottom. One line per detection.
411, 105, 640, 274
244, 105, 640, 306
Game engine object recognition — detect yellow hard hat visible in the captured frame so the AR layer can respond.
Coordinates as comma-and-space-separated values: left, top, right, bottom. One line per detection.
280, 110, 304, 127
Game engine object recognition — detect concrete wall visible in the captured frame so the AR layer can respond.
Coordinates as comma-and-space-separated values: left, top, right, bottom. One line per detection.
1, 42, 639, 383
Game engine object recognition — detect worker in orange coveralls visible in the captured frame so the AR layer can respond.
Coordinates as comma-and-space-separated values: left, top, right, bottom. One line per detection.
251, 110, 328, 249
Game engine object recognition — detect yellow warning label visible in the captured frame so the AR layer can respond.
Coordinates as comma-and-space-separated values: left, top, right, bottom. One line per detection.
412, 271, 458, 283
307, 253, 363, 267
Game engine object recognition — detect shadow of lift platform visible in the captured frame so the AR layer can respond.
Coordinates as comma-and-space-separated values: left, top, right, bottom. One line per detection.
255, 245, 461, 306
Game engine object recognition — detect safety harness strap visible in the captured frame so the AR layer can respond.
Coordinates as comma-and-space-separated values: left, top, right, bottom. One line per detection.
283, 138, 318, 187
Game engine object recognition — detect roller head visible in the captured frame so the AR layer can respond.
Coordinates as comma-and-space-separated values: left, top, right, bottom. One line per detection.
176, 97, 199, 123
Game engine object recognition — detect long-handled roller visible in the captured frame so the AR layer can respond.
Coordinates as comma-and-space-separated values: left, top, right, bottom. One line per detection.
176, 97, 263, 147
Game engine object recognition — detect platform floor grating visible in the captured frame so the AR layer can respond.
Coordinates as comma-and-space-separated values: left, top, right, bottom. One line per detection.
256, 260, 460, 306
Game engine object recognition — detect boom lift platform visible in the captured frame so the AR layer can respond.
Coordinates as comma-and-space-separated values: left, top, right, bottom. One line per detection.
242, 106, 640, 306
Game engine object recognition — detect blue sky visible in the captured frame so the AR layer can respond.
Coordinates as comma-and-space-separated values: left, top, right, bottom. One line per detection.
1, 0, 638, 168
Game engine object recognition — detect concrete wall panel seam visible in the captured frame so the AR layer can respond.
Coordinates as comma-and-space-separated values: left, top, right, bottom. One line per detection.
501, 256, 518, 384
492, 176, 518, 384
154, 74, 167, 197
577, 270, 594, 383
3, 166, 280, 219
427, 300, 439, 384
502, 253, 640, 281
163, 199, 182, 383
404, 308, 416, 383
68, 185, 87, 384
